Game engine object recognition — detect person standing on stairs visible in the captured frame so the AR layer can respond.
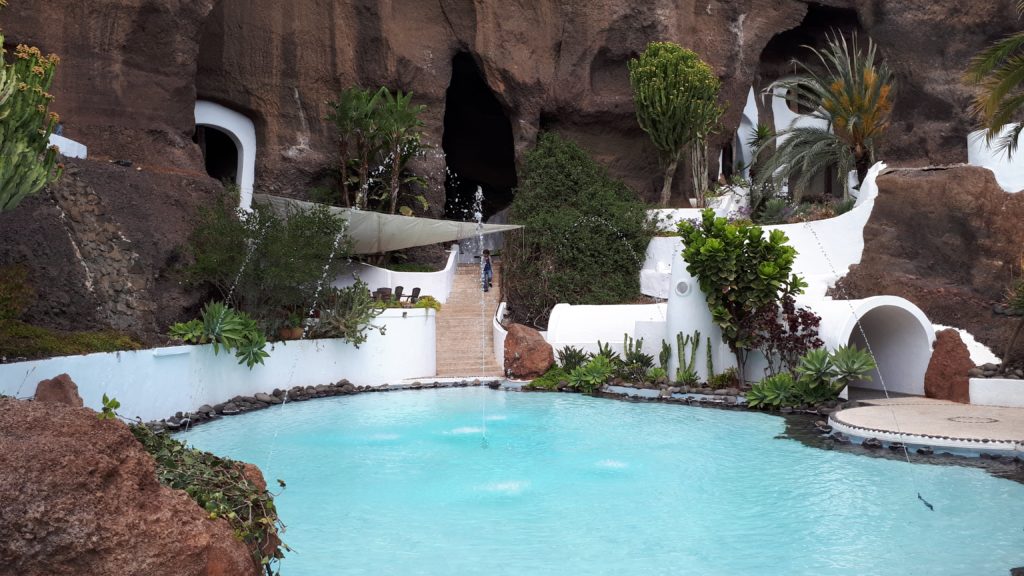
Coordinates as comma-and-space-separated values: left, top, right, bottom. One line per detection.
482, 250, 493, 292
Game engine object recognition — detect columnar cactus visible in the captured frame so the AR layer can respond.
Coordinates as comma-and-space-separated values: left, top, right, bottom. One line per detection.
0, 19, 63, 212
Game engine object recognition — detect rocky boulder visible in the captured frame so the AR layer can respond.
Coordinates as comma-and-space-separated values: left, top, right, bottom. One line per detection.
33, 373, 83, 407
0, 398, 261, 576
923, 329, 974, 404
504, 323, 554, 379
836, 166, 1024, 356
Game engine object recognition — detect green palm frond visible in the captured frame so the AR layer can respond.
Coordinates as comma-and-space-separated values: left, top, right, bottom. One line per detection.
965, 4, 1024, 157
754, 127, 854, 201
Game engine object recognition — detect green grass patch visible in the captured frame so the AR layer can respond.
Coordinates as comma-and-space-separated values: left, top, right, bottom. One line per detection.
0, 319, 141, 359
529, 366, 569, 390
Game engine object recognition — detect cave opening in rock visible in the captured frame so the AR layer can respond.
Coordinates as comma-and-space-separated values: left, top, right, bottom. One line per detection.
442, 52, 517, 221
193, 125, 239, 185
753, 3, 864, 198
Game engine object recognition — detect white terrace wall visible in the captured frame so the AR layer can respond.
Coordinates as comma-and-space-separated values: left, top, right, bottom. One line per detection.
0, 309, 435, 422
967, 127, 1024, 193
546, 303, 668, 359
333, 245, 460, 303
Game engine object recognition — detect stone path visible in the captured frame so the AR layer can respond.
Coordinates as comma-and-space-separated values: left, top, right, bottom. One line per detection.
435, 263, 504, 377
829, 397, 1024, 454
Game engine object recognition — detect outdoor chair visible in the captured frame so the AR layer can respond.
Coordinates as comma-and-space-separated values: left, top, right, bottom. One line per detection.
406, 287, 421, 303
393, 286, 404, 302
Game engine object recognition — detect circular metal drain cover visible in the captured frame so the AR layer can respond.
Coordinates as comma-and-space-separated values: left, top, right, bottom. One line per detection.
948, 416, 999, 424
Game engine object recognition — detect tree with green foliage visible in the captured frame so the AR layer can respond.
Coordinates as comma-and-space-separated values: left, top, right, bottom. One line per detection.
629, 42, 723, 207
965, 0, 1024, 157
0, 3, 62, 212
503, 132, 655, 328
678, 209, 807, 379
184, 193, 352, 332
327, 86, 380, 208
327, 86, 429, 216
755, 33, 894, 200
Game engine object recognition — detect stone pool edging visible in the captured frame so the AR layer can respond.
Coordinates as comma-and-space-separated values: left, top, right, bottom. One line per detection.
828, 409, 1024, 458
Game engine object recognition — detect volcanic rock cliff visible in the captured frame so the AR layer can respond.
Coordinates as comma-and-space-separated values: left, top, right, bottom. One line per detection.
0, 0, 1019, 340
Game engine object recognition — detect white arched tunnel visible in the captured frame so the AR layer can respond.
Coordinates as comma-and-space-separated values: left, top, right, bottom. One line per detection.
194, 100, 257, 210
806, 296, 936, 396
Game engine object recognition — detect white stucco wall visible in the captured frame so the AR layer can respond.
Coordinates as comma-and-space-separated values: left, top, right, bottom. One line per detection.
970, 378, 1024, 408
194, 100, 257, 210
967, 127, 1024, 193
49, 134, 87, 159
546, 303, 667, 358
333, 245, 460, 303
0, 309, 435, 421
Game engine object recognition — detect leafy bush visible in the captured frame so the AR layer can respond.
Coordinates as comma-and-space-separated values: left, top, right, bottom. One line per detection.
503, 133, 655, 328
530, 366, 569, 390
184, 195, 352, 332
569, 355, 615, 394
0, 319, 141, 359
646, 366, 668, 382
708, 367, 739, 390
129, 424, 287, 572
307, 280, 386, 347
412, 295, 442, 312
169, 301, 269, 368
747, 345, 875, 408
679, 209, 806, 377
557, 345, 589, 372
0, 265, 34, 320
743, 295, 823, 377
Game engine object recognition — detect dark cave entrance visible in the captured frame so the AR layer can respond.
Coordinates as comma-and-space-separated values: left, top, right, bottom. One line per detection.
442, 52, 517, 221
756, 2, 865, 198
193, 125, 239, 184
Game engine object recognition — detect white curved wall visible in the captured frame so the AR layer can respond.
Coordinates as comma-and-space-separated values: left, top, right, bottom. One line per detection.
546, 303, 667, 358
967, 127, 1024, 192
806, 296, 935, 396
333, 245, 461, 303
194, 100, 257, 210
0, 309, 435, 421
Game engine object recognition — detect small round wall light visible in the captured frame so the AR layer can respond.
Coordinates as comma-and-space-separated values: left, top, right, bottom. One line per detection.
674, 280, 690, 297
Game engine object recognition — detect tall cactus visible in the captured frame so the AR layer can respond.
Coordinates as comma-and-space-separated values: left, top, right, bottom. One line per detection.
676, 330, 701, 384
0, 18, 63, 212
629, 42, 723, 207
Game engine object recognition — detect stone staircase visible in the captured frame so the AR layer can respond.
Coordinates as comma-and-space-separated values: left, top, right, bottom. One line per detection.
435, 263, 504, 377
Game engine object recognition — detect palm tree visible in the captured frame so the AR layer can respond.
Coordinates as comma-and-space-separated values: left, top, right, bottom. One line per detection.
327, 87, 381, 209
965, 0, 1024, 157
755, 33, 894, 200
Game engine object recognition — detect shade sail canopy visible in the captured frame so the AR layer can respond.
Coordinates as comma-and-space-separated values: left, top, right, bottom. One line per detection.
254, 194, 522, 254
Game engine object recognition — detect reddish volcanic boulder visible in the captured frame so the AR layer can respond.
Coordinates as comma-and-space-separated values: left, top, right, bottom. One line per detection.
504, 323, 554, 379
0, 398, 261, 576
33, 373, 83, 407
923, 329, 973, 404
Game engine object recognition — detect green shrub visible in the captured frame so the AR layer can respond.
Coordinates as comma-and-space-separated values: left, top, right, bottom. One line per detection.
556, 345, 589, 372
0, 319, 141, 359
530, 366, 569, 390
412, 295, 442, 312
679, 209, 806, 377
569, 355, 615, 393
707, 367, 739, 390
184, 194, 352, 331
307, 280, 386, 347
0, 265, 33, 320
747, 345, 875, 409
129, 424, 287, 572
169, 301, 269, 369
646, 366, 668, 382
503, 133, 655, 328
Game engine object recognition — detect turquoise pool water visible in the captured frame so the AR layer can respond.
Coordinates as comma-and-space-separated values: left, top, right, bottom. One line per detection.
179, 388, 1024, 575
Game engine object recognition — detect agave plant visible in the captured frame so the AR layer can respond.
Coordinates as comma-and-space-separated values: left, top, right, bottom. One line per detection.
964, 0, 1024, 157
755, 33, 894, 200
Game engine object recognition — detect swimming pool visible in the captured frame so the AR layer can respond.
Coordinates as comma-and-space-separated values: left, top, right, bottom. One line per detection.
179, 387, 1024, 575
